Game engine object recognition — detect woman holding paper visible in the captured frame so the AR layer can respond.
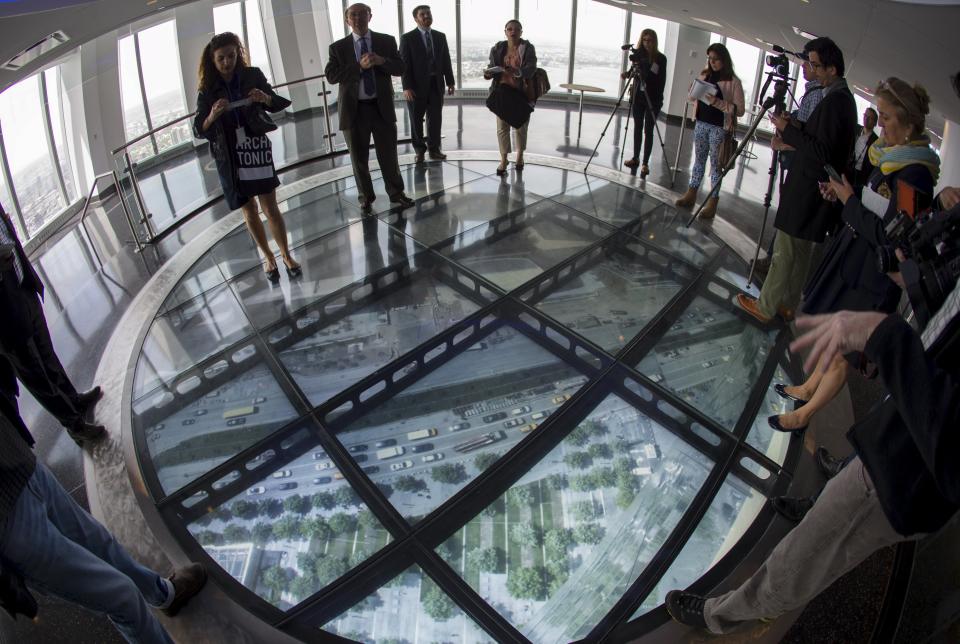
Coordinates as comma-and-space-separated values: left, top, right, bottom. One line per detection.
675, 43, 744, 218
194, 32, 300, 282
484, 20, 537, 176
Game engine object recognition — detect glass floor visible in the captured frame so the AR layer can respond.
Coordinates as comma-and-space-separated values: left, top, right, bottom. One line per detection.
130, 159, 800, 642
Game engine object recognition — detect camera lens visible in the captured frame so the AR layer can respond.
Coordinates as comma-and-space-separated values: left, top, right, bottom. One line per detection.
876, 245, 899, 274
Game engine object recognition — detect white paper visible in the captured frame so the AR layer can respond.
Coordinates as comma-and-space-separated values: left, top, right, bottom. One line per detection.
862, 187, 890, 220
689, 78, 717, 104
228, 98, 252, 109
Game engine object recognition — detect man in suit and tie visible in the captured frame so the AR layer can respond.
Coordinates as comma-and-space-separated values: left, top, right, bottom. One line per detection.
326, 3, 414, 212
0, 204, 104, 445
399, 5, 455, 163
851, 107, 879, 198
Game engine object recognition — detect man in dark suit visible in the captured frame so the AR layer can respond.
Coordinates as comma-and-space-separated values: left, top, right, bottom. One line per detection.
0, 204, 103, 444
737, 37, 857, 324
851, 107, 879, 198
399, 5, 455, 163
325, 3, 414, 212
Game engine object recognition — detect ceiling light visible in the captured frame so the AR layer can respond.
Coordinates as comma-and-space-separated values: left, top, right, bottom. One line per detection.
853, 84, 875, 97
2, 31, 70, 71
693, 17, 724, 28
792, 26, 819, 39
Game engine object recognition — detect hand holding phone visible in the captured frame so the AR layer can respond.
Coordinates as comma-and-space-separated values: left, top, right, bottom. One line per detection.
824, 164, 843, 183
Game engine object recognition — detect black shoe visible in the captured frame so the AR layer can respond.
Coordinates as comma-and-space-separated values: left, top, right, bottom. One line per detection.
768, 414, 807, 433
665, 590, 708, 629
69, 421, 106, 446
415, 151, 425, 163
774, 383, 808, 405
285, 264, 302, 279
359, 196, 374, 212
75, 386, 103, 412
495, 163, 507, 177
770, 495, 815, 523
428, 149, 447, 160
163, 563, 207, 617
816, 446, 846, 479
390, 194, 415, 208
265, 267, 280, 283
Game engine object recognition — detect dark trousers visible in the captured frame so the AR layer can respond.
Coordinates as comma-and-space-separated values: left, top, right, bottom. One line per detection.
0, 291, 81, 428
408, 76, 444, 153
344, 102, 405, 202
631, 100, 659, 164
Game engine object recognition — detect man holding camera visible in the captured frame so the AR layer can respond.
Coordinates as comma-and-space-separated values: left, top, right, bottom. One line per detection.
737, 37, 857, 324
667, 262, 960, 632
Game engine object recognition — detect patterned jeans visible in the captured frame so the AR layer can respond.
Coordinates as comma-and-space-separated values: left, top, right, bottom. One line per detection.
689, 120, 726, 191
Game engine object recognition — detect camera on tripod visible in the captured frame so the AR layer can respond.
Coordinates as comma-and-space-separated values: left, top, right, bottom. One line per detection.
765, 52, 790, 78
627, 46, 648, 65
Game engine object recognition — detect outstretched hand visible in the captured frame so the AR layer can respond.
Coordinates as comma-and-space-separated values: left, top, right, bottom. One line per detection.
790, 311, 889, 373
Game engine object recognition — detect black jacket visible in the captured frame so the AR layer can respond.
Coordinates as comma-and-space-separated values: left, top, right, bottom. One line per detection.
775, 80, 858, 242
192, 66, 290, 208
486, 40, 537, 95
851, 311, 960, 536
399, 28, 455, 100
632, 52, 667, 110
325, 31, 404, 131
0, 212, 44, 346
852, 126, 879, 189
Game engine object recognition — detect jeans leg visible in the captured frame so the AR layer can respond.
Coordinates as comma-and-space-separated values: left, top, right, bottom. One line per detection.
690, 121, 709, 189
0, 464, 172, 644
707, 124, 725, 190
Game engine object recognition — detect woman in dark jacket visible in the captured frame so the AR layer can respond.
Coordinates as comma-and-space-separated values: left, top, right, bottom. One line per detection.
193, 32, 300, 282
483, 20, 537, 176
770, 78, 939, 433
621, 28, 667, 178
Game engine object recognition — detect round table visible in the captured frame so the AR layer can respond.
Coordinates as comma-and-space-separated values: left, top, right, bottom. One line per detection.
559, 83, 605, 142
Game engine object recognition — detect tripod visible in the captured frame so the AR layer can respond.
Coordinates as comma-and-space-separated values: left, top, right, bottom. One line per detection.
685, 72, 789, 230
619, 65, 669, 177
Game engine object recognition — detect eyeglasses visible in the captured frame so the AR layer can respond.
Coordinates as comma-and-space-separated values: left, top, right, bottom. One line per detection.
878, 79, 909, 110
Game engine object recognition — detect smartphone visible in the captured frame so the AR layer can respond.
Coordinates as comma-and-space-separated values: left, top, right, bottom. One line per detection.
823, 164, 842, 183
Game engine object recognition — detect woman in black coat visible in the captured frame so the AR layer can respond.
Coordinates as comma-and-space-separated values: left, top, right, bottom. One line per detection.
193, 32, 300, 282
483, 20, 537, 176
621, 28, 667, 178
770, 78, 939, 434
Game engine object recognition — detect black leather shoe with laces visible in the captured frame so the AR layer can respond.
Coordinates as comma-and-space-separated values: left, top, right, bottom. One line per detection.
816, 446, 847, 479
771, 496, 815, 523
665, 590, 708, 629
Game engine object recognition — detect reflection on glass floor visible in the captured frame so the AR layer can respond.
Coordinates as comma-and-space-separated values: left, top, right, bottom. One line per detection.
131, 160, 798, 642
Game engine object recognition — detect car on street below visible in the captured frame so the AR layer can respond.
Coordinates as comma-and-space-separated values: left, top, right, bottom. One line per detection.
181, 418, 196, 426
253, 396, 267, 404
354, 454, 369, 463
422, 452, 444, 463
277, 482, 297, 490
390, 460, 414, 472
194, 409, 208, 417
226, 417, 246, 427
247, 486, 266, 495
348, 444, 368, 453
315, 461, 334, 470
362, 465, 380, 475
313, 476, 332, 485
410, 443, 434, 453
503, 417, 524, 428
520, 423, 538, 433
482, 412, 507, 423
552, 394, 570, 405
375, 438, 397, 448
272, 470, 292, 478
511, 405, 531, 415
449, 422, 470, 432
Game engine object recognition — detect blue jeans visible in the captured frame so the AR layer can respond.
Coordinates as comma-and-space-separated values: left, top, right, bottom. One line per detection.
0, 463, 173, 644
689, 120, 726, 191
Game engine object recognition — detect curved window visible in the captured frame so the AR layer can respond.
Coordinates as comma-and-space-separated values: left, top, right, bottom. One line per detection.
573, 0, 627, 95
519, 0, 572, 92
460, 0, 515, 89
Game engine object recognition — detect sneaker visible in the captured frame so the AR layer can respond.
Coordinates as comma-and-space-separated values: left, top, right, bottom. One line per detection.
770, 496, 815, 522
665, 590, 708, 629
816, 446, 847, 479
163, 563, 207, 617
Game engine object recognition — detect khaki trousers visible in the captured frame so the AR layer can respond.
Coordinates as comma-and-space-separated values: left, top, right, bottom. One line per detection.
757, 230, 815, 318
703, 458, 919, 634
496, 117, 528, 157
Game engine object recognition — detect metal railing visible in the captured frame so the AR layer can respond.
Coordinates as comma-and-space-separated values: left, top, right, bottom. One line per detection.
110, 73, 337, 246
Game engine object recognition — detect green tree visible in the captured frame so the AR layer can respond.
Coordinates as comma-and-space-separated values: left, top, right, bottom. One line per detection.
582, 419, 607, 437
613, 456, 634, 476
563, 451, 591, 469
394, 475, 426, 493
196, 530, 223, 546
571, 500, 597, 522
223, 524, 251, 543
260, 498, 283, 518
431, 463, 467, 485
570, 474, 597, 492
334, 486, 359, 508
357, 509, 380, 532
587, 443, 611, 460
261, 565, 291, 596
314, 556, 348, 586
297, 551, 320, 573
421, 581, 455, 621
592, 467, 617, 488
231, 499, 259, 520
312, 491, 336, 511
273, 514, 303, 540
612, 437, 631, 454
510, 522, 541, 546
468, 547, 501, 572
303, 517, 332, 541
543, 528, 573, 556
616, 486, 636, 510
284, 494, 312, 515
507, 485, 534, 507
289, 574, 317, 600
506, 566, 549, 600
545, 473, 568, 490
328, 512, 357, 535
349, 548, 368, 567
573, 523, 605, 545
473, 451, 501, 471
568, 424, 592, 446
251, 522, 274, 545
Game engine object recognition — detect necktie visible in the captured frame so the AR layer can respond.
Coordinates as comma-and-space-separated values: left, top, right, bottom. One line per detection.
360, 36, 375, 96
424, 31, 435, 69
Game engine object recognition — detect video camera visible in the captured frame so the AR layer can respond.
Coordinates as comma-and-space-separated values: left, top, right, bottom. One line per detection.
620, 43, 650, 78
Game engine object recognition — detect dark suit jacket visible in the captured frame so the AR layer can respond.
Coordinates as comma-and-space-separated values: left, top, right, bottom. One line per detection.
325, 31, 404, 131
0, 212, 43, 345
851, 125, 879, 188
399, 28, 455, 101
775, 80, 858, 243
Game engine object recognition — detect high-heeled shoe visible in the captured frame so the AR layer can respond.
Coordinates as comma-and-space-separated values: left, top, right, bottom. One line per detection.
774, 384, 808, 405
286, 264, 302, 279
640, 164, 650, 178
265, 267, 280, 283
515, 160, 525, 172
768, 414, 808, 434
496, 163, 508, 177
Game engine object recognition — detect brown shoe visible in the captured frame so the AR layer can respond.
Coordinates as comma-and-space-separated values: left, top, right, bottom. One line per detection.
777, 306, 795, 322
700, 196, 719, 219
624, 158, 639, 169
675, 187, 698, 208
428, 149, 446, 160
163, 563, 207, 617
415, 151, 425, 163
736, 293, 773, 324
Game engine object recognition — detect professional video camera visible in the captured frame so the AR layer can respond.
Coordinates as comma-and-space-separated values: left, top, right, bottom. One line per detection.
878, 205, 960, 327
765, 52, 790, 78
619, 43, 650, 78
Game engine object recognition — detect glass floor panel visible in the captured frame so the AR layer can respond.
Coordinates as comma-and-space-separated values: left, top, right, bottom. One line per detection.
337, 330, 585, 522
745, 365, 795, 466
322, 565, 495, 643
551, 178, 664, 227
437, 393, 712, 642
634, 295, 776, 431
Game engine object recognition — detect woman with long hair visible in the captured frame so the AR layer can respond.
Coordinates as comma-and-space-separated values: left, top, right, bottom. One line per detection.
193, 32, 300, 282
484, 19, 537, 176
675, 43, 744, 218
621, 29, 667, 178
770, 78, 939, 434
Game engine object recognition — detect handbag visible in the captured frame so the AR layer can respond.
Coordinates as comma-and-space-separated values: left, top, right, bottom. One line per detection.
718, 130, 737, 169
243, 103, 278, 136
485, 84, 532, 129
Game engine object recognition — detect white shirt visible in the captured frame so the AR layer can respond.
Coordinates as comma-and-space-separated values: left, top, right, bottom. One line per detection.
854, 129, 873, 171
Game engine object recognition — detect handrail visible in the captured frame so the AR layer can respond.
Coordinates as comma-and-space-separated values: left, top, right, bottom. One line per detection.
111, 73, 329, 156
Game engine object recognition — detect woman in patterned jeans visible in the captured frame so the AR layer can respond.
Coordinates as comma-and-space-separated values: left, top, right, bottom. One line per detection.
675, 43, 744, 218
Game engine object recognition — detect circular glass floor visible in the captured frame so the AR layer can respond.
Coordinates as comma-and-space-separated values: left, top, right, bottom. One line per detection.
129, 158, 799, 642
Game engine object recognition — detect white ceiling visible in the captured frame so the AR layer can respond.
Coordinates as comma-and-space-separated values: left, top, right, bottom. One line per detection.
0, 0, 958, 129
